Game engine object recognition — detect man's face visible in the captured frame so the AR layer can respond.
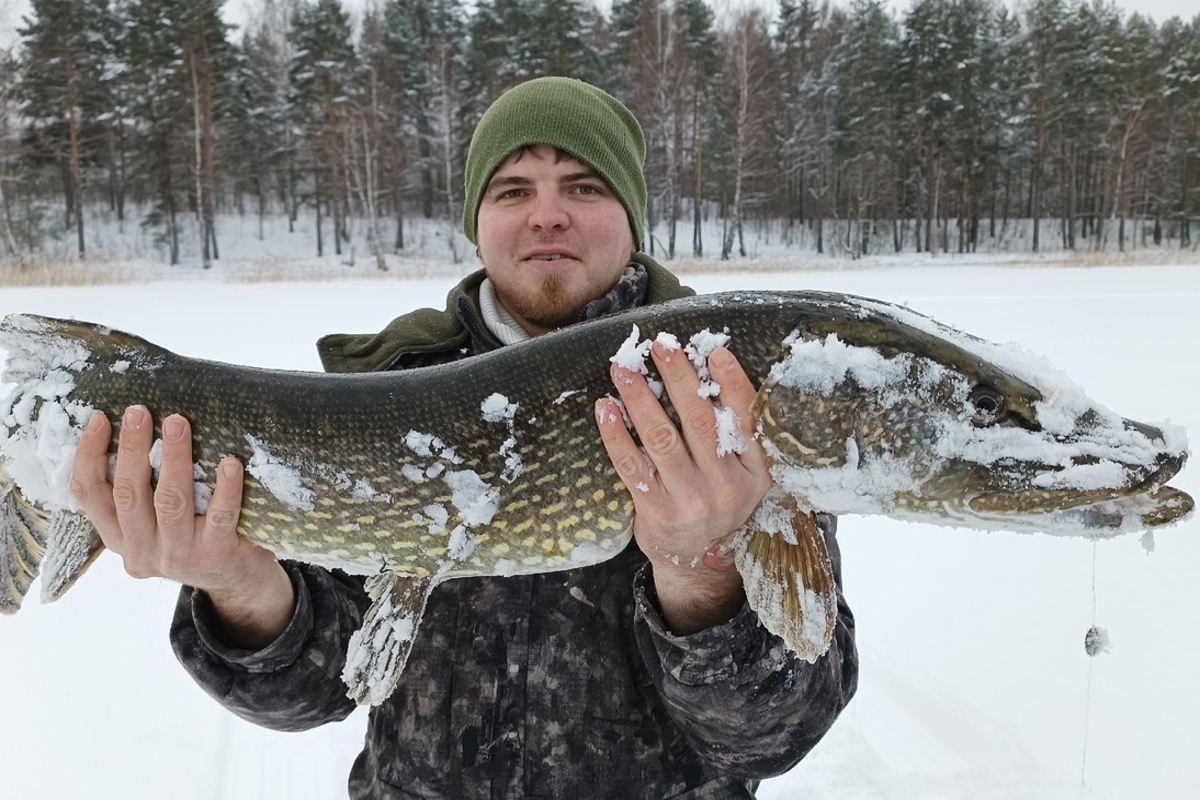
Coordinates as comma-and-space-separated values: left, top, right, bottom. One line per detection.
476, 145, 636, 336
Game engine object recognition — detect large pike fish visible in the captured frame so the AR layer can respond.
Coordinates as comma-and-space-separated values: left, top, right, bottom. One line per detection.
0, 292, 1192, 704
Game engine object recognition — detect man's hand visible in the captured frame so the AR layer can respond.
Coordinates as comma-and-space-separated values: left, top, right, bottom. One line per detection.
596, 343, 770, 636
71, 406, 295, 649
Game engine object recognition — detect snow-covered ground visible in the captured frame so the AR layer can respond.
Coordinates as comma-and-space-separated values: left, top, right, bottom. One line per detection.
1, 257, 1197, 799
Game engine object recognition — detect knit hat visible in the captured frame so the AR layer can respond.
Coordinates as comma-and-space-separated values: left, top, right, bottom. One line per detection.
462, 77, 647, 249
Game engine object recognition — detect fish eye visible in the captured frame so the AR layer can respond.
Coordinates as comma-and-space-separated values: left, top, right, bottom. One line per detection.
970, 385, 1007, 426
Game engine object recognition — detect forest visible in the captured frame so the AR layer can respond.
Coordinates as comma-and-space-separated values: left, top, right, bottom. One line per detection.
1, 0, 1198, 267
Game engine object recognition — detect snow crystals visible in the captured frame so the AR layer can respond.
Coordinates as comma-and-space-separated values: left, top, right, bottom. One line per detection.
245, 434, 315, 512
610, 324, 744, 457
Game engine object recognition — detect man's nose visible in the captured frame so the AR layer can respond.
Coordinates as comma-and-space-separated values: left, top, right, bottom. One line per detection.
527, 191, 570, 231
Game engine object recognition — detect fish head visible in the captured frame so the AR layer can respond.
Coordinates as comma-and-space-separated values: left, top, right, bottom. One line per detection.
755, 298, 1193, 535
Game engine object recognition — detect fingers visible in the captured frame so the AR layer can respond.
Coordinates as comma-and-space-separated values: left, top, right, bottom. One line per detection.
706, 347, 760, 440
204, 457, 244, 541
609, 342, 764, 479
71, 411, 120, 545
705, 347, 768, 472
595, 395, 655, 491
67, 406, 255, 591
154, 415, 195, 534
651, 341, 721, 460
156, 454, 245, 585
611, 347, 696, 485
108, 406, 159, 567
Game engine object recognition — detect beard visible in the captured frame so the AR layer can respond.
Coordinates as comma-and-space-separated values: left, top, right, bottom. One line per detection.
495, 273, 590, 331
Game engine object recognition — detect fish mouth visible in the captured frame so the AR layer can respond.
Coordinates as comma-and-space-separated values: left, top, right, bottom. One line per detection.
967, 450, 1193, 529
969, 484, 1194, 529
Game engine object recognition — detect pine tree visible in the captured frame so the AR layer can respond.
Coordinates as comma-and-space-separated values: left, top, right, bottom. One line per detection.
1022, 0, 1070, 252
831, 0, 900, 255
180, 0, 237, 265
0, 43, 24, 255
530, 0, 601, 79
119, 0, 235, 265
678, 0, 718, 256
17, 0, 116, 257
781, 2, 847, 255
229, 15, 293, 240
289, 0, 358, 256
776, 0, 823, 231
977, 4, 1026, 244
1160, 14, 1200, 246
381, 0, 466, 258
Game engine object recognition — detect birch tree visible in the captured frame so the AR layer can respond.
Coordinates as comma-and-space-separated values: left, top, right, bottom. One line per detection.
718, 7, 774, 259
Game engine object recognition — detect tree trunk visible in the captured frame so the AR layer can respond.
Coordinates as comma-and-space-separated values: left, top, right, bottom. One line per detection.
64, 52, 85, 257
692, 90, 703, 257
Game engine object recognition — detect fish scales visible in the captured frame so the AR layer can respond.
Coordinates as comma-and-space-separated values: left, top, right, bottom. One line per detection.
1, 291, 1192, 704
2, 296, 799, 579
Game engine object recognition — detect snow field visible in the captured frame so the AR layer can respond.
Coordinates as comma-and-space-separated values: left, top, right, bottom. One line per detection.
0, 259, 1196, 799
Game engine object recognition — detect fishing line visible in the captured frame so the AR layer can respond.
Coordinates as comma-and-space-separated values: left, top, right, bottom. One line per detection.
1079, 536, 1099, 798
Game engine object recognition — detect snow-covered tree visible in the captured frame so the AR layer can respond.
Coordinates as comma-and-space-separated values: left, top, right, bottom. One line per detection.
289, 0, 357, 256
17, 0, 118, 256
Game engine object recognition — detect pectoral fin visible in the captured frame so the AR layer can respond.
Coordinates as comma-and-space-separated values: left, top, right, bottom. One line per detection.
342, 571, 436, 706
734, 490, 838, 662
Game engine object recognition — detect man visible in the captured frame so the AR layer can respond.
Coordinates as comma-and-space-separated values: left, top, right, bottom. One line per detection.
71, 77, 857, 798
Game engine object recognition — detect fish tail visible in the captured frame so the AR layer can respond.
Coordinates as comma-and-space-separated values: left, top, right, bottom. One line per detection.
1, 463, 48, 613
1, 314, 124, 612
0, 462, 104, 613
0, 314, 171, 380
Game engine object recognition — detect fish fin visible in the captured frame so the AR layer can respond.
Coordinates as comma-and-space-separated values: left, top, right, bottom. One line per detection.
342, 571, 435, 706
734, 491, 838, 663
0, 466, 49, 614
39, 510, 105, 603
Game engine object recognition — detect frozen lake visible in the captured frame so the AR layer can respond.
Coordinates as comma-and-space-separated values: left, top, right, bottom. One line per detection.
1, 258, 1196, 799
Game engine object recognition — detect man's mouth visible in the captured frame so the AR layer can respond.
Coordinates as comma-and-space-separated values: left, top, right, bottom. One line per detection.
525, 253, 576, 261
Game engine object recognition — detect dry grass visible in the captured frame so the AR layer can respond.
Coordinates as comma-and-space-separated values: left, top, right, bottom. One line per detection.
4, 243, 1196, 288
1038, 247, 1200, 268
222, 253, 469, 284
666, 257, 835, 274
0, 255, 138, 286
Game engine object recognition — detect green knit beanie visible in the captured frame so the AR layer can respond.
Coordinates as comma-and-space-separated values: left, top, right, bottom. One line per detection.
462, 77, 647, 249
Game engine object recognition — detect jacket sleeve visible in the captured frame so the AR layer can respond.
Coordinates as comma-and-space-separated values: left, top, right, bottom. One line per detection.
632, 514, 857, 778
170, 562, 368, 731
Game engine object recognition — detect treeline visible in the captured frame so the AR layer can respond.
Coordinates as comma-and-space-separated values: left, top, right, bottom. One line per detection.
1, 0, 1198, 266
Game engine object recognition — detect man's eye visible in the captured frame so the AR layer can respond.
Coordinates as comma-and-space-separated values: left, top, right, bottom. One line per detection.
497, 189, 525, 200
575, 184, 601, 195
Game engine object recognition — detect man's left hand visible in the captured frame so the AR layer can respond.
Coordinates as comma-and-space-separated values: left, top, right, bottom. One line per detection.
595, 342, 770, 635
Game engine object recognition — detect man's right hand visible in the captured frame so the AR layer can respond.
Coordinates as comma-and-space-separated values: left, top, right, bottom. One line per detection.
70, 406, 295, 649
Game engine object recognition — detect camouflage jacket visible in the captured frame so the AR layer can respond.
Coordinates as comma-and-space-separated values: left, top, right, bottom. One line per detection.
170, 255, 858, 799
